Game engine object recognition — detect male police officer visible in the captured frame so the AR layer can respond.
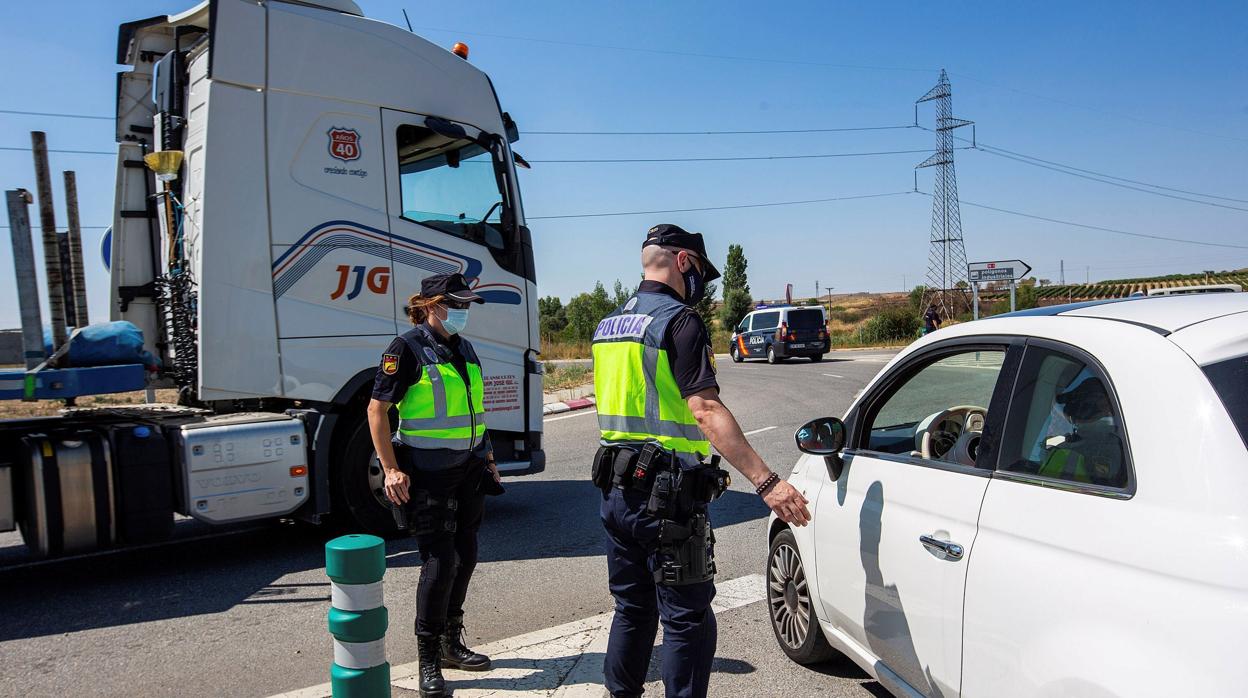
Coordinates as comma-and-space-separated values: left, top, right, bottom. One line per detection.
590, 224, 811, 698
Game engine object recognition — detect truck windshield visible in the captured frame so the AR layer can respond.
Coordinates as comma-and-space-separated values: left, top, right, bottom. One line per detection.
397, 123, 510, 250
1203, 355, 1247, 450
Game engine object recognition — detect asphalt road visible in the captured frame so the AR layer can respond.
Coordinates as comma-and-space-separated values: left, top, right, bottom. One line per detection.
0, 348, 898, 698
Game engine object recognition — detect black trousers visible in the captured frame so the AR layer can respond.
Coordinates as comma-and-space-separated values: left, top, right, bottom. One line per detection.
401, 459, 487, 638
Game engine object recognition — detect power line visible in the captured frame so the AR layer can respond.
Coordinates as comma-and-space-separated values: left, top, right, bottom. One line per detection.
526, 125, 917, 135
918, 125, 1248, 210
0, 108, 112, 121
974, 141, 1248, 204
0, 225, 108, 229
0, 145, 115, 156
527, 190, 916, 220
528, 147, 961, 164
409, 24, 932, 73
972, 146, 1248, 213
921, 191, 1248, 250
951, 73, 1248, 145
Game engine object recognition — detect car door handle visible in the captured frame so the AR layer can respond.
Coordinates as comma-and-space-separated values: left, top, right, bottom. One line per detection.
919, 535, 964, 560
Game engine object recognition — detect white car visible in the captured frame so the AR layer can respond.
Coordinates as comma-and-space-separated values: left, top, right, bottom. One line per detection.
766, 294, 1248, 698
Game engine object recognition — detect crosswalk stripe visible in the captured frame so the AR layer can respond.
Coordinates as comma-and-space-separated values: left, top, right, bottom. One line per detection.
267, 574, 766, 698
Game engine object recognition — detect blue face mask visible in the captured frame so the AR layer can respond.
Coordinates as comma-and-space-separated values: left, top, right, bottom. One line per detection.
442, 308, 469, 335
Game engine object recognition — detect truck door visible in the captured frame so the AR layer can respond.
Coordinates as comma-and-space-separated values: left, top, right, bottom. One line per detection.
380, 109, 535, 447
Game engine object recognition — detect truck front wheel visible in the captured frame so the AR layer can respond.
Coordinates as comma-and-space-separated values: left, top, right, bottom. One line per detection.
336, 419, 400, 537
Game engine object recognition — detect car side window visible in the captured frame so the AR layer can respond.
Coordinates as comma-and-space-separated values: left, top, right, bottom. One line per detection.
998, 346, 1130, 490
863, 350, 1006, 463
738, 316, 751, 333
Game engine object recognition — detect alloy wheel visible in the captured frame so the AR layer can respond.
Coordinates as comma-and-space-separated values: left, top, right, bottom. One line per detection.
769, 542, 812, 649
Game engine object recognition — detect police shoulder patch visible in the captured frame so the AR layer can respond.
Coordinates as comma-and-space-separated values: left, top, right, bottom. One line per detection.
381, 353, 399, 375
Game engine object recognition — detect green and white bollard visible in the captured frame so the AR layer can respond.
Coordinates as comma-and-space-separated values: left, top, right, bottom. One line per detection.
326, 534, 390, 697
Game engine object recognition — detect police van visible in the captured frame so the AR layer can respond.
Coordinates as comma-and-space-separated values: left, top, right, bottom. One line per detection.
730, 305, 830, 364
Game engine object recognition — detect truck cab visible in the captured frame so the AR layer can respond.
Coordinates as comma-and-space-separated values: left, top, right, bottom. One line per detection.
0, 0, 543, 558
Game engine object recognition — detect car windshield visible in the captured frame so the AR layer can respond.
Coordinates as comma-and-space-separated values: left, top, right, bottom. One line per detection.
787, 309, 823, 329
1203, 355, 1247, 450
397, 123, 509, 249
872, 351, 1005, 430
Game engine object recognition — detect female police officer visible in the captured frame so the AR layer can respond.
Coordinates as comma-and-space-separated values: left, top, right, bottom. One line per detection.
367, 272, 501, 698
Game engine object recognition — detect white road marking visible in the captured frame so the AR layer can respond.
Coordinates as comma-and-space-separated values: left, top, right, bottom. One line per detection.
268, 574, 766, 698
822, 373, 845, 378
742, 425, 777, 436
545, 409, 598, 423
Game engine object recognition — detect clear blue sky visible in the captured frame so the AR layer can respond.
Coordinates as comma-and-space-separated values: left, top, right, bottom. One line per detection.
1, 0, 1245, 327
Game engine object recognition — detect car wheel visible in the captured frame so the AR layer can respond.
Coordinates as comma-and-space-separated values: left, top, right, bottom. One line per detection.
767, 345, 778, 364
768, 529, 834, 665
731, 343, 744, 363
809, 354, 823, 363
336, 418, 400, 537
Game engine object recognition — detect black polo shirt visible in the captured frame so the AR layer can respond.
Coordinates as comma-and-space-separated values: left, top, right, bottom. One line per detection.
636, 280, 720, 398
371, 324, 471, 403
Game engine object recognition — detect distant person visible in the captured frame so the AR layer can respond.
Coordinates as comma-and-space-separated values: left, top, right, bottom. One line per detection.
923, 304, 942, 334
590, 223, 811, 698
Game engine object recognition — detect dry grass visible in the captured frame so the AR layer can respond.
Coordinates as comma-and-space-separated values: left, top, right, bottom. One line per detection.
539, 340, 592, 360
0, 388, 180, 420
543, 363, 593, 391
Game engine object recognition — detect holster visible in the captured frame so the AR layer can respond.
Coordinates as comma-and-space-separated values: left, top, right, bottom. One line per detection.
408, 488, 459, 539
654, 511, 716, 586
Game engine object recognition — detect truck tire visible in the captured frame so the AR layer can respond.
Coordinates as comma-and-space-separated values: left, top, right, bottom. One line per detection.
336, 419, 400, 537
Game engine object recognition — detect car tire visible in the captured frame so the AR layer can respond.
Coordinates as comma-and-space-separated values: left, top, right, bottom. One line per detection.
810, 354, 823, 363
767, 345, 778, 364
768, 529, 835, 665
336, 418, 401, 537
731, 343, 744, 363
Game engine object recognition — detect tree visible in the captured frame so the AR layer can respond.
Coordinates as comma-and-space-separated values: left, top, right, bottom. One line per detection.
537, 296, 567, 339
611, 279, 635, 308
563, 282, 615, 343
691, 281, 718, 332
722, 244, 750, 297
908, 285, 929, 312
719, 287, 753, 331
1016, 283, 1039, 310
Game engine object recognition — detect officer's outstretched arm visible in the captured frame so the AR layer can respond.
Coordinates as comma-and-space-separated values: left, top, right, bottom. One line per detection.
687, 389, 811, 526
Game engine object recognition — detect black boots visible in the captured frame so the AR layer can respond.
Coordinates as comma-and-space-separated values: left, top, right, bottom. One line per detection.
440, 615, 492, 671
417, 635, 446, 698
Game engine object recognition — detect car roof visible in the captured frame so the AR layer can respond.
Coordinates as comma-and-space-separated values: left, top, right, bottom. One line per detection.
997, 294, 1248, 334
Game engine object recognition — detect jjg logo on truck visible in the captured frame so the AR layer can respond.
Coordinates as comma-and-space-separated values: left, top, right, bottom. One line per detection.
331, 265, 390, 300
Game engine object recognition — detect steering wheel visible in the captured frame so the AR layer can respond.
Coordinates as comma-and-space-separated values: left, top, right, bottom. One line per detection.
920, 405, 988, 466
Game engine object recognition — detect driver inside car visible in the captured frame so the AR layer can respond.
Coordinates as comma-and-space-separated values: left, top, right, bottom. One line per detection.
1039, 377, 1126, 487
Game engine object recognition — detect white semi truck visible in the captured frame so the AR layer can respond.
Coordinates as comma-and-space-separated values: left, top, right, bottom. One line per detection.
0, 0, 543, 557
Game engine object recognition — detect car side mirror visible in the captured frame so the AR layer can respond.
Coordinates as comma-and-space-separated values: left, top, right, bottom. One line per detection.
795, 417, 846, 455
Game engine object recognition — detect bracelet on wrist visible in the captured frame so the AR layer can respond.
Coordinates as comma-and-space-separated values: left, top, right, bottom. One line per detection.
755, 471, 780, 496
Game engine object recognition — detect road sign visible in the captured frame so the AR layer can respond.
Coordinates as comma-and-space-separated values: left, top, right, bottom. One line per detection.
968, 260, 1031, 283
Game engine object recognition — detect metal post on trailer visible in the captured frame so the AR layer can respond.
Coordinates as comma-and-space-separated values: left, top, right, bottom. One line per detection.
30, 131, 68, 348
6, 189, 46, 370
64, 170, 89, 328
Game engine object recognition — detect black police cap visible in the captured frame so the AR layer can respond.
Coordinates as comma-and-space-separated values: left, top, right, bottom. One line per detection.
421, 273, 485, 304
643, 224, 721, 282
